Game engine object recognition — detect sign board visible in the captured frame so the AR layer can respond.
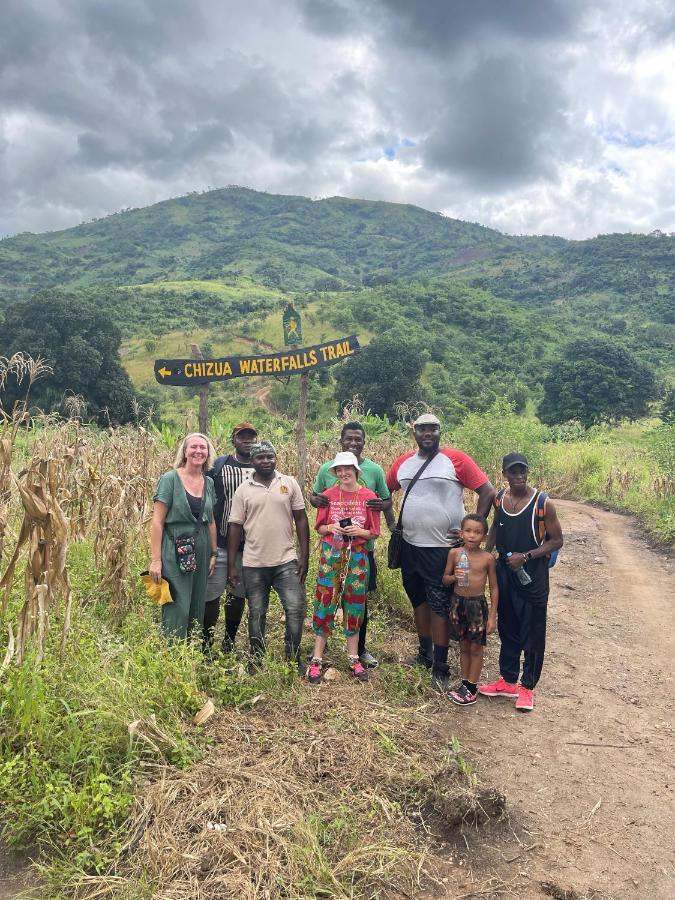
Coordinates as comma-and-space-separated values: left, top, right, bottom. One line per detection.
282, 303, 303, 345
154, 335, 360, 386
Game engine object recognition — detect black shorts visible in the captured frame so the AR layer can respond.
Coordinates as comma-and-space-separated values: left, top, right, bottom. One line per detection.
400, 541, 448, 610
426, 581, 453, 619
448, 593, 489, 645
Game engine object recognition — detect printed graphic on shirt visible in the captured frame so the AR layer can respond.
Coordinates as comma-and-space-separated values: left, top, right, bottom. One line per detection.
315, 485, 380, 550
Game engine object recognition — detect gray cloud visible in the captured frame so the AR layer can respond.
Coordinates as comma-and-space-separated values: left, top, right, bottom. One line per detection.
0, 0, 672, 240
378, 0, 577, 52
422, 56, 569, 189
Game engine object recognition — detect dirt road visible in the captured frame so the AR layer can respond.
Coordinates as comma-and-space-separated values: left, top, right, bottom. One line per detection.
438, 500, 675, 899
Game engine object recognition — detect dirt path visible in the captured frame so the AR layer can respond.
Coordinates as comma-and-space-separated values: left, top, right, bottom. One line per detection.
434, 500, 675, 899
0, 845, 35, 900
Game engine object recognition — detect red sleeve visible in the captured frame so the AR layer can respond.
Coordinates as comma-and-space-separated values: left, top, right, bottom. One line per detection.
386, 451, 415, 492
362, 489, 380, 537
315, 504, 329, 532
442, 449, 488, 490
314, 486, 335, 532
366, 506, 381, 537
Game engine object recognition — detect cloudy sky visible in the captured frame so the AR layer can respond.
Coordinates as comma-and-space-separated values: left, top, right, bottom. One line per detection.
1, 0, 673, 239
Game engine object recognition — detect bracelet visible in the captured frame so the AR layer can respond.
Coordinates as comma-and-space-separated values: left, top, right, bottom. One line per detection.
210, 551, 218, 557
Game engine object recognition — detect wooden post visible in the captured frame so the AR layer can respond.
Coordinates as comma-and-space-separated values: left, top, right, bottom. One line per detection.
295, 371, 309, 494
190, 344, 209, 435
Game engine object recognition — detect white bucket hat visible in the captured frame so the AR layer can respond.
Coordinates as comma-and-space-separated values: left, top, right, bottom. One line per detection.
328, 451, 362, 475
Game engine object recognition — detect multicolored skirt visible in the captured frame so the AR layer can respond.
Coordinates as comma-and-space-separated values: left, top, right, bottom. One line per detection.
313, 540, 369, 637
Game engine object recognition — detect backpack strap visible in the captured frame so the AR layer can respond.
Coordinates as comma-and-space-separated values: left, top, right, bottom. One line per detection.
535, 491, 548, 544
494, 488, 506, 509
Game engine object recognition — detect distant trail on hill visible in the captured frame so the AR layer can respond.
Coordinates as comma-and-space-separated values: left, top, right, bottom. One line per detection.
235, 334, 276, 352
234, 334, 285, 415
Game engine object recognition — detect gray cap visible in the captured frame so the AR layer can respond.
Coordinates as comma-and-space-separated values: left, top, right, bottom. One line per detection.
250, 440, 276, 459
413, 413, 441, 427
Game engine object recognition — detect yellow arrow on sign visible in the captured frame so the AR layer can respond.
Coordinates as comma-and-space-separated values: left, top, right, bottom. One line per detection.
158, 367, 172, 378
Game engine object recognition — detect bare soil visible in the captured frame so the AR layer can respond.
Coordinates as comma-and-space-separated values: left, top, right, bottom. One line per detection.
0, 846, 35, 900
423, 500, 674, 899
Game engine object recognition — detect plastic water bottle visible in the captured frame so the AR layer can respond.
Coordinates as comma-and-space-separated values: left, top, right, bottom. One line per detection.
455, 549, 470, 587
507, 552, 532, 586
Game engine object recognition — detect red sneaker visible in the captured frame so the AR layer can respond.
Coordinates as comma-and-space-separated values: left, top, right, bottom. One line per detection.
515, 687, 535, 711
478, 677, 519, 698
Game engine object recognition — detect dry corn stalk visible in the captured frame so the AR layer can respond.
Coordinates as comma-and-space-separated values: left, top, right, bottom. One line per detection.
0, 456, 72, 665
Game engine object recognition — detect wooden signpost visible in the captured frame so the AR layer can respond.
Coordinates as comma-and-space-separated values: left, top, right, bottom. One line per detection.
155, 328, 360, 489
154, 336, 360, 386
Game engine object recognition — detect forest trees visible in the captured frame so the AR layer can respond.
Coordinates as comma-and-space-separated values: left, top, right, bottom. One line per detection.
334, 334, 426, 419
539, 337, 660, 428
1, 291, 135, 424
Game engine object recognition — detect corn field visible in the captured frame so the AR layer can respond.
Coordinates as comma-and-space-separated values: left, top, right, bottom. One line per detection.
0, 372, 417, 668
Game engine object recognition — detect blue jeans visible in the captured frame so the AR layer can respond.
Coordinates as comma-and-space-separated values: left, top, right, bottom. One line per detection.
243, 560, 306, 662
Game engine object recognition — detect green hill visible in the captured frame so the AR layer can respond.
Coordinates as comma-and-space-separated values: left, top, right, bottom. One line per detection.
0, 187, 672, 424
0, 187, 516, 298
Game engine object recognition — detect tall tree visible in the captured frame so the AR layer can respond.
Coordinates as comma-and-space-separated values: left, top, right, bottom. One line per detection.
539, 337, 659, 428
1, 291, 135, 424
334, 334, 425, 420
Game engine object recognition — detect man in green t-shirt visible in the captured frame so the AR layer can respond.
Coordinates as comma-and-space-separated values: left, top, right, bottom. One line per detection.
310, 421, 394, 668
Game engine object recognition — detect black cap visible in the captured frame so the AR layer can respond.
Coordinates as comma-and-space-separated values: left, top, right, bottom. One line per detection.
502, 452, 529, 471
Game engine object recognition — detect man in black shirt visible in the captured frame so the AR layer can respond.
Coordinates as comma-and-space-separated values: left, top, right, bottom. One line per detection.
203, 422, 257, 652
480, 453, 563, 712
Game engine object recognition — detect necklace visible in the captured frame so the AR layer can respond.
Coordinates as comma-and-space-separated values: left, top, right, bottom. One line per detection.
505, 487, 534, 514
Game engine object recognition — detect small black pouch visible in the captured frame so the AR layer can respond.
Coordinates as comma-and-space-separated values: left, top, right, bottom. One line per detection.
173, 475, 206, 574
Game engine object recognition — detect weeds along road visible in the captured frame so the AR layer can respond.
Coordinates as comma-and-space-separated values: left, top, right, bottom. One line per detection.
433, 500, 675, 899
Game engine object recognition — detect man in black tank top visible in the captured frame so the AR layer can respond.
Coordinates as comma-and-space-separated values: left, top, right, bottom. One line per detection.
480, 453, 563, 712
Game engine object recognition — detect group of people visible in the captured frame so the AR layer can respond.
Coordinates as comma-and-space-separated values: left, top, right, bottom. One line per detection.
149, 414, 563, 711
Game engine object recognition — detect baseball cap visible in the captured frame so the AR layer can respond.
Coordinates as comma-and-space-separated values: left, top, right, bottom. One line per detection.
232, 422, 257, 436
413, 413, 441, 427
502, 452, 529, 470
328, 451, 362, 475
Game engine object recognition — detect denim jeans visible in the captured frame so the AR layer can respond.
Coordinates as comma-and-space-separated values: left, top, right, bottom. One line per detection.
243, 560, 306, 661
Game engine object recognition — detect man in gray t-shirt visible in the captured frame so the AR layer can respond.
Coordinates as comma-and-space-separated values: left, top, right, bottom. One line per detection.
386, 414, 495, 689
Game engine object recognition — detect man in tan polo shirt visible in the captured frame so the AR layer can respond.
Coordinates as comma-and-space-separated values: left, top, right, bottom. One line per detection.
227, 441, 309, 670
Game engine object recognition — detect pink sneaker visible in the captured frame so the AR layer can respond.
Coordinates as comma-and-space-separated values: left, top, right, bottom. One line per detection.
516, 687, 535, 711
348, 657, 369, 682
307, 658, 323, 685
478, 677, 519, 698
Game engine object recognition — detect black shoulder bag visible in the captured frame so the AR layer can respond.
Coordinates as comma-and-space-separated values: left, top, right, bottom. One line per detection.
387, 451, 438, 569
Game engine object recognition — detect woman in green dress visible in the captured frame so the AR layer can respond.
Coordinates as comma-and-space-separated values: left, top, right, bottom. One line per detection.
150, 433, 218, 640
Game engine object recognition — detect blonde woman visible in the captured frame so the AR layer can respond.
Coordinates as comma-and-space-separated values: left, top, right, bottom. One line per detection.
150, 433, 218, 640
